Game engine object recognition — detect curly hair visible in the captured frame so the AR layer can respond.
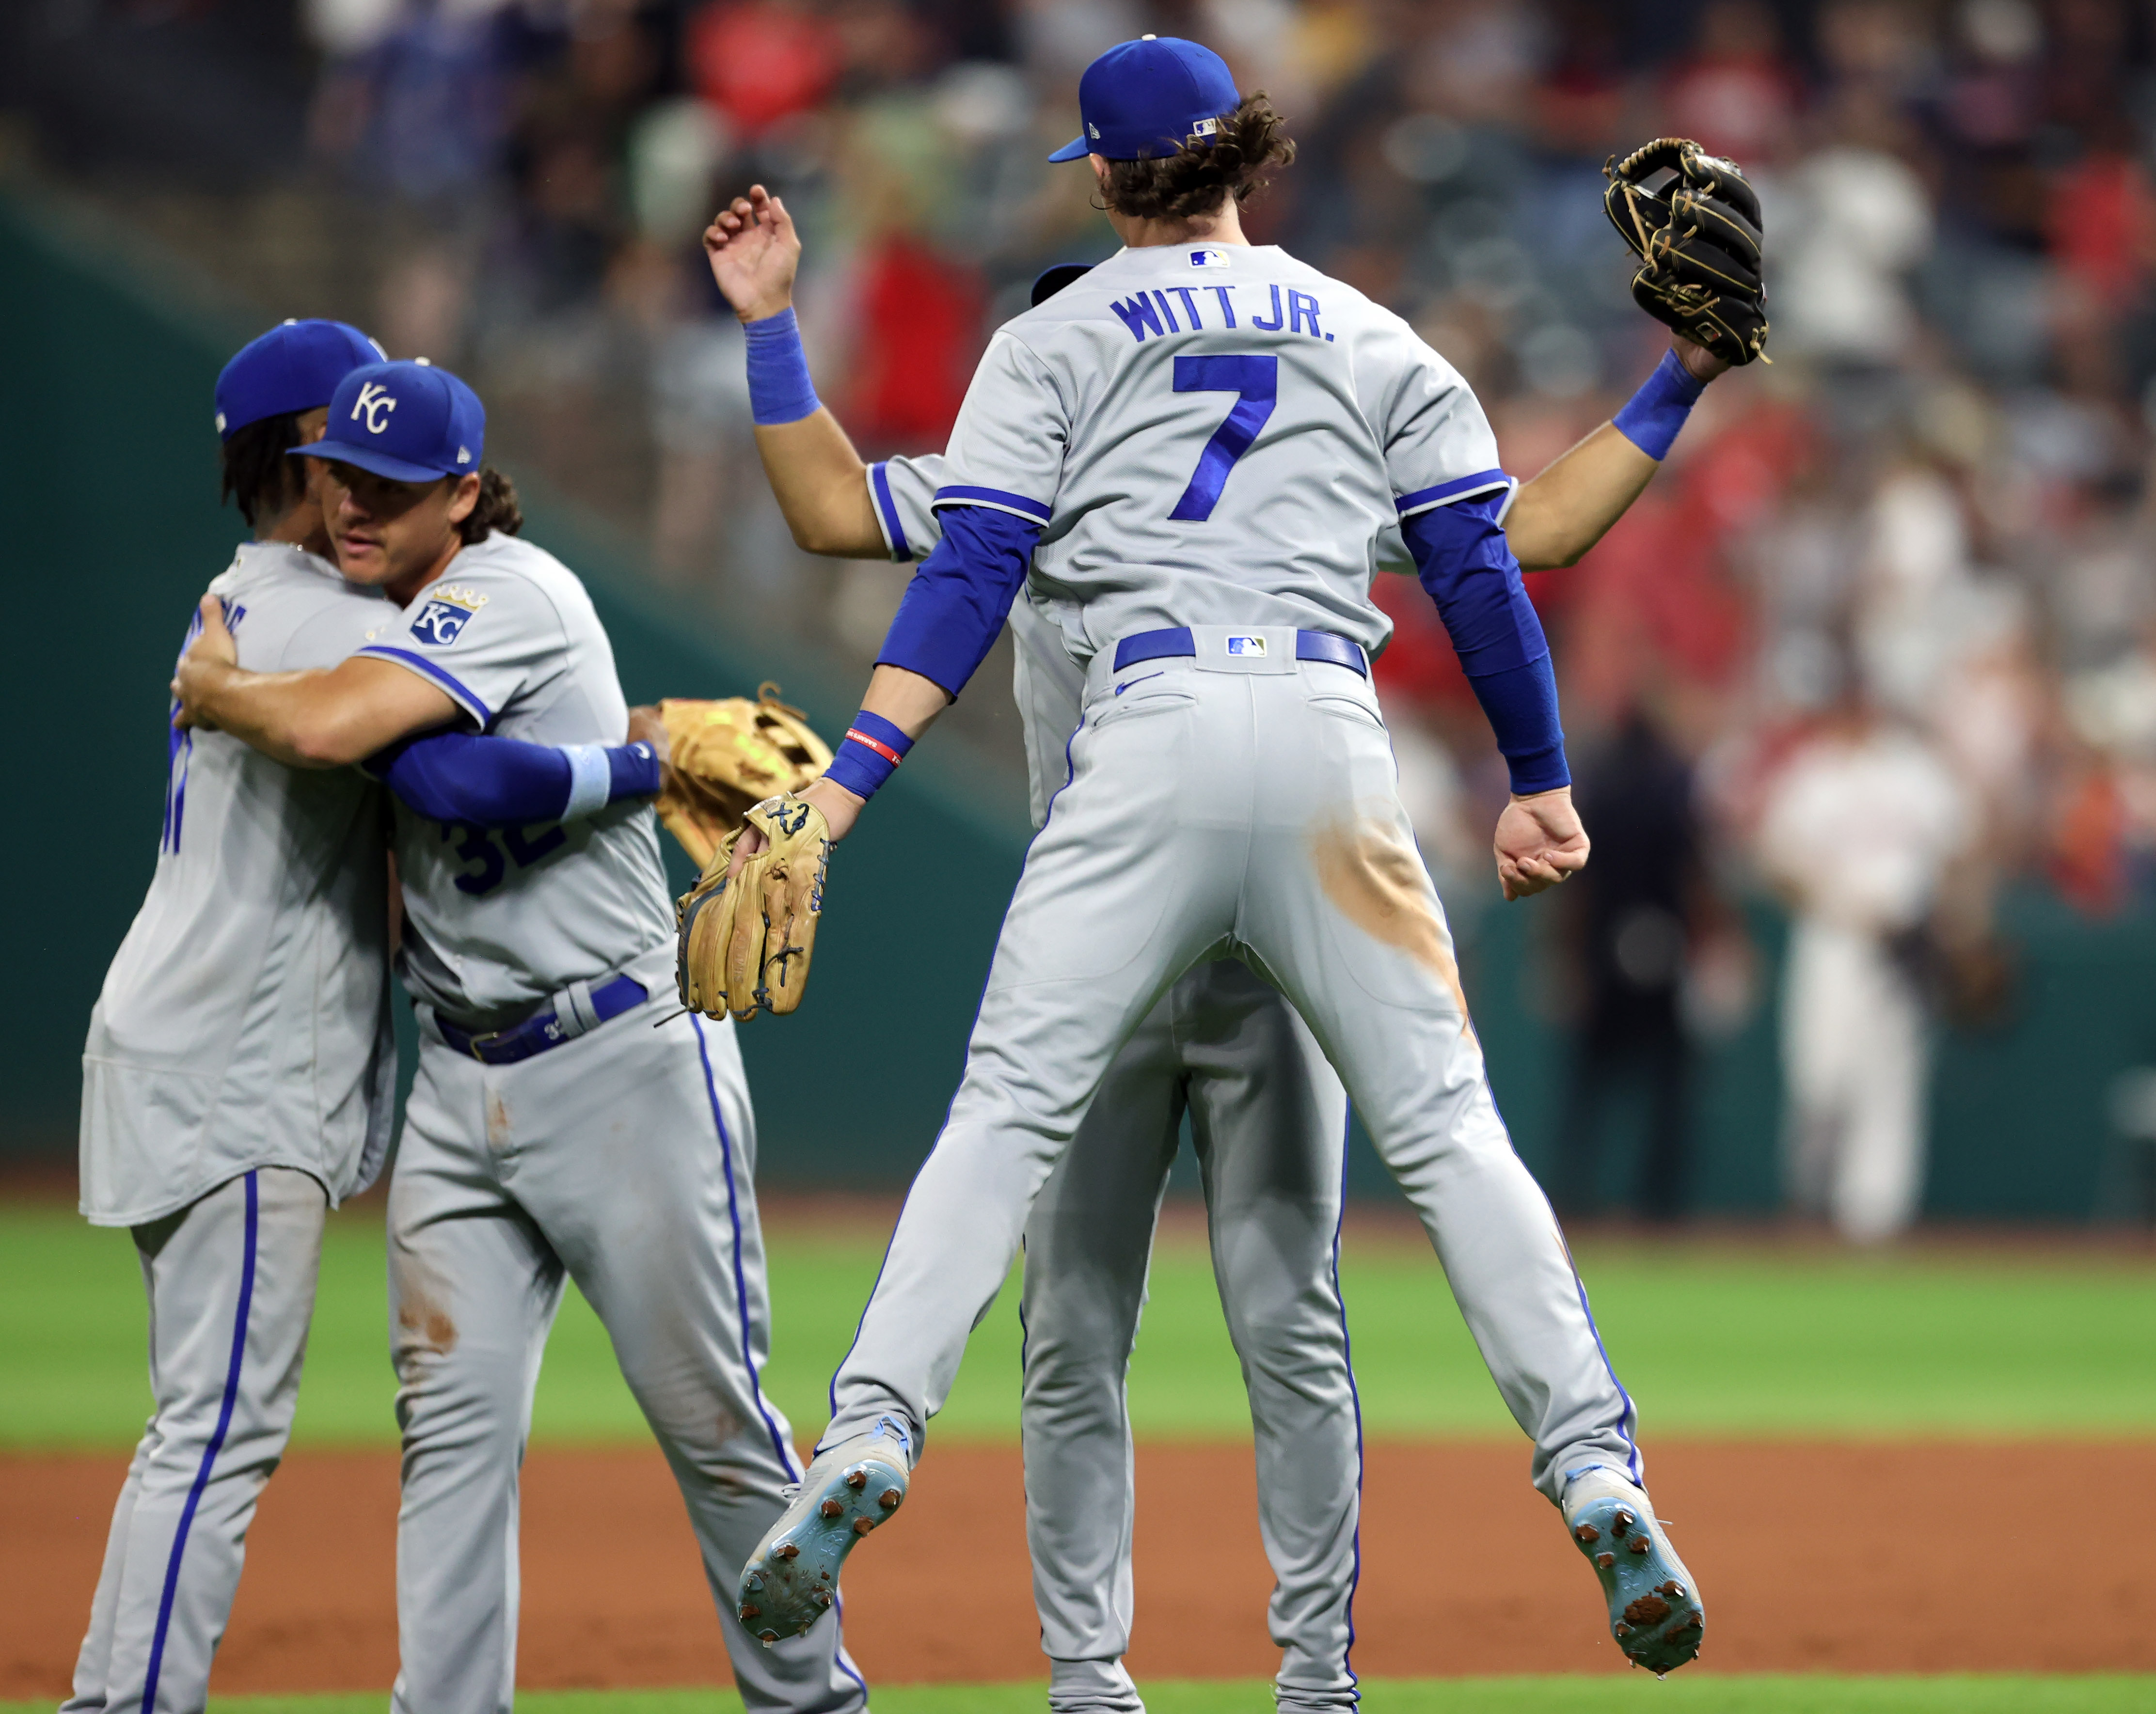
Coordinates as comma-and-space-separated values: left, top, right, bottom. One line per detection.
457, 466, 524, 545
1098, 93, 1297, 223
219, 411, 306, 531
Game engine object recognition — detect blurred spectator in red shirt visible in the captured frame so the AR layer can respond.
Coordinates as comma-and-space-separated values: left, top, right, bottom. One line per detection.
686, 0, 841, 138
2047, 132, 2156, 311
843, 235, 983, 451
1660, 0, 1801, 163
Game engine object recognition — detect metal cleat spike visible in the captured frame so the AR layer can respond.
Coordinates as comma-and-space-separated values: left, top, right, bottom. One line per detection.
1574, 1523, 1601, 1543
880, 1488, 902, 1510
821, 1498, 844, 1518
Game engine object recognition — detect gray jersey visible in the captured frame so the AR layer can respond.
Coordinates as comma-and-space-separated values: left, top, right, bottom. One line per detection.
870, 445, 1427, 830
931, 242, 1506, 666
81, 544, 396, 1226
357, 531, 670, 1025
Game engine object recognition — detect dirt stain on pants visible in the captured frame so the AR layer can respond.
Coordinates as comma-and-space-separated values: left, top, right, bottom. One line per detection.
1308, 810, 1474, 1023
390, 1243, 459, 1360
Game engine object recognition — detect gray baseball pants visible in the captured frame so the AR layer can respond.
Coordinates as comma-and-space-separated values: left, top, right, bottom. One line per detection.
389, 986, 865, 1714
828, 628, 1637, 1504
1024, 958, 1357, 1714
65, 1165, 328, 1714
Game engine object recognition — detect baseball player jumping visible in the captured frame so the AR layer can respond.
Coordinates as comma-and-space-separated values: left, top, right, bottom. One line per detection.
698, 171, 1734, 1706
689, 39, 1768, 1680
170, 361, 868, 1714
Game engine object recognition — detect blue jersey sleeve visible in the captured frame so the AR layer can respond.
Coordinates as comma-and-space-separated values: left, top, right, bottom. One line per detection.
370, 731, 662, 826
873, 504, 1043, 697
1401, 496, 1569, 794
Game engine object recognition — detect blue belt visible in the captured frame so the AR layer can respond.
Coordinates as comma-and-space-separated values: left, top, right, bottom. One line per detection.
1112, 627, 1367, 677
435, 973, 648, 1065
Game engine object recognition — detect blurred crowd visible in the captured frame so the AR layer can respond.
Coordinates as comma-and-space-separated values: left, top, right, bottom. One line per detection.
34, 0, 2156, 1230
285, 0, 2156, 1231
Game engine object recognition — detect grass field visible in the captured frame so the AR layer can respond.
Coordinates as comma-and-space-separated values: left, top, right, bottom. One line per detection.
3, 1203, 2154, 1449
6, 1679, 2156, 1714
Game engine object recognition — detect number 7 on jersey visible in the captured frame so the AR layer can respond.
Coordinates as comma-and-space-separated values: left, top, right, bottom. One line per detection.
1169, 355, 1278, 522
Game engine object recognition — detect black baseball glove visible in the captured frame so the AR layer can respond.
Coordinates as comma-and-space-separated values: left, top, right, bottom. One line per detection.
1604, 138, 1769, 367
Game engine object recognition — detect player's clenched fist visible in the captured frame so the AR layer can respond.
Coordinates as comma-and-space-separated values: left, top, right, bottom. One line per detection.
1493, 787, 1591, 901
704, 184, 801, 324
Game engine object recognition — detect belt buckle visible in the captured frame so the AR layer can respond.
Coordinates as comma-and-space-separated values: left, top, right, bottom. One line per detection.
464, 1027, 507, 1062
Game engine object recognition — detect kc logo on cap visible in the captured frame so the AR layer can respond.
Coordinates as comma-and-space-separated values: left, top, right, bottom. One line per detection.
352, 382, 397, 434
296, 359, 488, 485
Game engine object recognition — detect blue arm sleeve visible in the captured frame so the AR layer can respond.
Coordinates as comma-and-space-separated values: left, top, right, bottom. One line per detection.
874, 504, 1043, 696
370, 731, 662, 826
1401, 496, 1570, 794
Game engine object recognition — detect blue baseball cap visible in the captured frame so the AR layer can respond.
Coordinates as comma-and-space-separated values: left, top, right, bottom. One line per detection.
1047, 35, 1240, 163
293, 360, 486, 483
214, 319, 385, 439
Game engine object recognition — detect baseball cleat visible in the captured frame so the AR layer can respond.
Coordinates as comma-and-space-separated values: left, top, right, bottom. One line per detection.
1562, 1466, 1703, 1675
735, 1418, 911, 1647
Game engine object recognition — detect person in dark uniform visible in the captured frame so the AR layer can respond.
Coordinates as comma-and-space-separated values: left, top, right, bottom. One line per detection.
1553, 705, 1700, 1221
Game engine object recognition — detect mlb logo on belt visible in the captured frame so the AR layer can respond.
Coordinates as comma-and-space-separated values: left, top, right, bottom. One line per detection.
1226, 634, 1267, 657
410, 584, 488, 648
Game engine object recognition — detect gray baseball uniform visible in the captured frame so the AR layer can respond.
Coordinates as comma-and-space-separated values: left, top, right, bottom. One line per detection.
355, 531, 865, 1714
870, 452, 1359, 1712
825, 245, 1638, 1518
70, 543, 396, 1714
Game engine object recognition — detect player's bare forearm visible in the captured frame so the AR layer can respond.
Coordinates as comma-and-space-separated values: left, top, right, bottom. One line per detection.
173, 600, 460, 767
753, 412, 886, 558
1506, 338, 1726, 570
1505, 424, 1660, 570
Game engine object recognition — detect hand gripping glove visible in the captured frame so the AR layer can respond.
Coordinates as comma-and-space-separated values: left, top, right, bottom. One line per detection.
654, 686, 834, 870
676, 793, 830, 1021
1604, 137, 1769, 367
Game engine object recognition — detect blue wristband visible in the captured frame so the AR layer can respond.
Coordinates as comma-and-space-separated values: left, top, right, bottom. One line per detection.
561, 741, 663, 820
1611, 348, 1706, 461
823, 709, 914, 801
743, 307, 820, 427
609, 740, 663, 800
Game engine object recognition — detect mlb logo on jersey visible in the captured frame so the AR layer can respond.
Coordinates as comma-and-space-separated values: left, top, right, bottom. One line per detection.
1189, 248, 1230, 268
410, 584, 488, 648
1226, 634, 1267, 657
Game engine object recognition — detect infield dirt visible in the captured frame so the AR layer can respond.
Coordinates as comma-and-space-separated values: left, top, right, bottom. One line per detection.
5, 1439, 2151, 1695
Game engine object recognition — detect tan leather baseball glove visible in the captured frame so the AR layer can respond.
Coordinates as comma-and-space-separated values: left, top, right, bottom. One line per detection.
653, 686, 833, 870
676, 792, 830, 1021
